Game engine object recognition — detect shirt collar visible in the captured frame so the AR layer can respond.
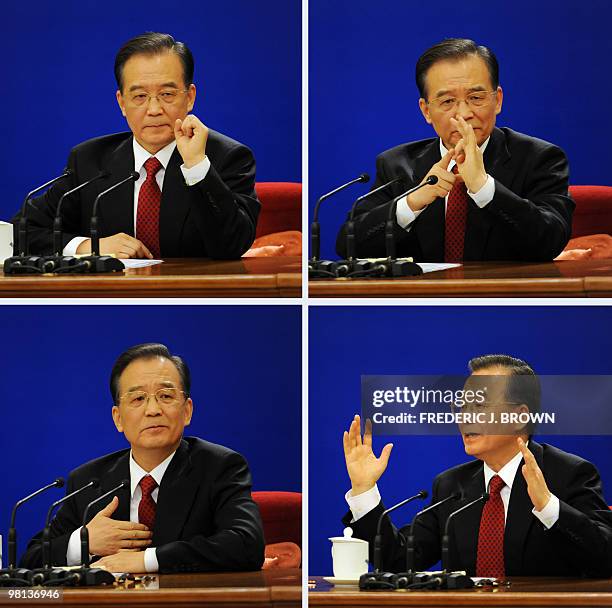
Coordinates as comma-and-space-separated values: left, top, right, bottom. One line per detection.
129, 449, 177, 498
482, 440, 527, 492
132, 138, 177, 173
439, 136, 490, 172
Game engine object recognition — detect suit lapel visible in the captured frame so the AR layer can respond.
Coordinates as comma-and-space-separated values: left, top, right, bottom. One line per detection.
412, 140, 445, 260
464, 128, 512, 259
100, 450, 131, 522
159, 148, 190, 257
153, 439, 199, 546
504, 440, 539, 575
100, 137, 136, 237
453, 465, 486, 573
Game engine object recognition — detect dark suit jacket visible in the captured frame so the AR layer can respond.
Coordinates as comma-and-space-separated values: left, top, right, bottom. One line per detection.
20, 437, 265, 573
336, 128, 575, 262
343, 441, 612, 577
13, 130, 260, 259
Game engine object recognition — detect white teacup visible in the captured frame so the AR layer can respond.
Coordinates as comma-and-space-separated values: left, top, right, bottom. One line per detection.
0, 222, 13, 263
329, 527, 369, 579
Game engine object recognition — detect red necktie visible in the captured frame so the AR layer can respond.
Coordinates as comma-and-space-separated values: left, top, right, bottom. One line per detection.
138, 475, 158, 531
136, 157, 163, 258
444, 166, 468, 262
476, 474, 506, 578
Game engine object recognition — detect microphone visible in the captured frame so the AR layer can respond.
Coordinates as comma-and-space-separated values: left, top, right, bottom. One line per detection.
4, 171, 72, 275
385, 175, 438, 260
405, 492, 460, 572
91, 171, 139, 256
441, 493, 488, 572
16, 170, 72, 257
0, 478, 64, 581
310, 173, 369, 267
373, 490, 428, 573
345, 177, 404, 260
77, 171, 139, 273
53, 172, 108, 256
42, 479, 99, 570
80, 480, 130, 568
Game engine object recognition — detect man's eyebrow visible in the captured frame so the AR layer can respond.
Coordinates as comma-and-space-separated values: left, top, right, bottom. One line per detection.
124, 380, 177, 392
127, 82, 180, 93
431, 85, 489, 98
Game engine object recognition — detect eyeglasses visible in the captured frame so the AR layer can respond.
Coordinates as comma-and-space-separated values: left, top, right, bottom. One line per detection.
427, 91, 497, 113
126, 89, 189, 108
119, 387, 187, 409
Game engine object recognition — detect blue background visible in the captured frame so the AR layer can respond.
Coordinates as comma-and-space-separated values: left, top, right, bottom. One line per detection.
0, 305, 301, 565
309, 0, 612, 259
2, 0, 301, 222
308, 306, 612, 575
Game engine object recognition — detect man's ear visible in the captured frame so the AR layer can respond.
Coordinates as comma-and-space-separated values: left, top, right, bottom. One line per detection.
186, 84, 196, 113
112, 405, 124, 432
116, 90, 127, 117
419, 98, 432, 125
494, 86, 503, 116
183, 398, 194, 427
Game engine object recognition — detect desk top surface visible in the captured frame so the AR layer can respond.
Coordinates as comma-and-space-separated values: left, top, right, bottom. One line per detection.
0, 569, 301, 606
309, 259, 612, 297
309, 575, 612, 606
0, 257, 302, 298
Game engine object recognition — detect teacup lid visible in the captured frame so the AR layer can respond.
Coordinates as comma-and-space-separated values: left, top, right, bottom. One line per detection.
328, 527, 368, 544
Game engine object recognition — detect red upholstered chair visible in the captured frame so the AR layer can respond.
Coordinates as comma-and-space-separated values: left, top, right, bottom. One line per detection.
243, 183, 302, 257
568, 185, 612, 238
555, 186, 612, 260
252, 491, 302, 569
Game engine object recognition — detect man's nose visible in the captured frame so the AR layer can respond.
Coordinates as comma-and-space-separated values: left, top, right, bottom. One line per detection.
455, 99, 474, 120
144, 394, 162, 414
146, 96, 164, 115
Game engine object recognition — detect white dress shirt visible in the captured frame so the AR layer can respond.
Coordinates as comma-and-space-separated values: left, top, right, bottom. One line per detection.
395, 137, 495, 229
346, 442, 560, 529
63, 139, 211, 255
66, 449, 177, 573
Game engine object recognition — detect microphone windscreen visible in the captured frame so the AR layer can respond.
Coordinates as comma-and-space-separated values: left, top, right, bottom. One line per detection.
55, 477, 65, 488
359, 173, 370, 183
131, 171, 140, 181
426, 175, 438, 185
90, 478, 100, 490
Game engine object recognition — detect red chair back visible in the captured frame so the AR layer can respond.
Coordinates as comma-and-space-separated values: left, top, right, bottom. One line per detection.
569, 185, 612, 237
254, 182, 302, 238
252, 491, 302, 547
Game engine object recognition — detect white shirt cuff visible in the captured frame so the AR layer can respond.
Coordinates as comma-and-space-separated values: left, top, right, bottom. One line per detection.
66, 527, 84, 566
181, 156, 211, 186
468, 174, 495, 208
143, 547, 159, 572
532, 493, 560, 529
396, 196, 424, 229
63, 236, 89, 256
346, 484, 381, 522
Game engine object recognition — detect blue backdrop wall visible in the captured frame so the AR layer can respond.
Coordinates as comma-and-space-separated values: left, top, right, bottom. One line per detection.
2, 0, 301, 222
0, 305, 301, 565
309, 305, 612, 574
309, 0, 612, 259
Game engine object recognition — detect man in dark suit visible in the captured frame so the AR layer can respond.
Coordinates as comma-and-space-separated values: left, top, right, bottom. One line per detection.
342, 355, 612, 577
20, 343, 264, 573
14, 32, 259, 260
336, 39, 574, 262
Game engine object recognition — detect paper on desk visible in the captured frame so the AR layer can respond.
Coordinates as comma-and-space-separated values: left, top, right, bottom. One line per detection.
417, 263, 462, 273
121, 259, 164, 268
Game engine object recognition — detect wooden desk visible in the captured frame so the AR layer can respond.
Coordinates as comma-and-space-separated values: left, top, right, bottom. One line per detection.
309, 260, 612, 298
0, 568, 301, 607
309, 575, 612, 607
0, 258, 302, 298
